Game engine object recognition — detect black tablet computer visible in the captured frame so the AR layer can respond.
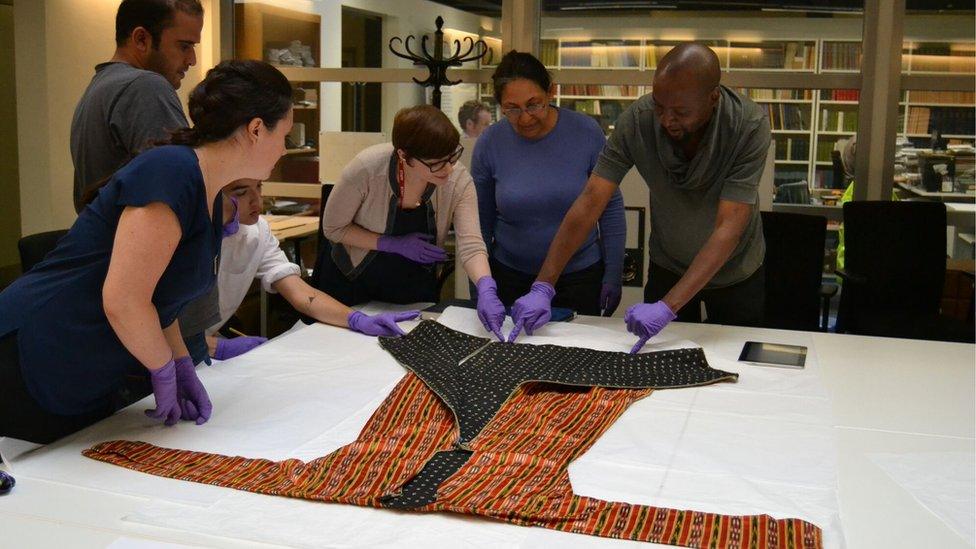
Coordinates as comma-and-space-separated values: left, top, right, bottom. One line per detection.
738, 341, 807, 369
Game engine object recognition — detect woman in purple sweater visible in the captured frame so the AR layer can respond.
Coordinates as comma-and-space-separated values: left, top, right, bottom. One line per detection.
471, 51, 626, 339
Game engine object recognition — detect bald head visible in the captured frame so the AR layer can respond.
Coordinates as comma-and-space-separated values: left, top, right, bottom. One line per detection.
650, 43, 722, 146
654, 43, 721, 95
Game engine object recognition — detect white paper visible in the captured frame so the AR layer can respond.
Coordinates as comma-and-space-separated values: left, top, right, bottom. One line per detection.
10, 307, 844, 547
869, 451, 976, 545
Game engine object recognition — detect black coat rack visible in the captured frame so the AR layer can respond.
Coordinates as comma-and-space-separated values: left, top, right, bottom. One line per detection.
388, 16, 491, 109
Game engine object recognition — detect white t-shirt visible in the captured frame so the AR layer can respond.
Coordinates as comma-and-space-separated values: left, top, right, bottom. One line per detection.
207, 217, 301, 335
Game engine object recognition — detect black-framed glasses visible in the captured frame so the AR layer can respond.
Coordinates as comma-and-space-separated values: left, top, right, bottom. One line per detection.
416, 145, 464, 173
500, 102, 549, 119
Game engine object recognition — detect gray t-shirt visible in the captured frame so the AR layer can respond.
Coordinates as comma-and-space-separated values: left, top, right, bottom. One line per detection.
70, 62, 219, 342
593, 85, 770, 288
71, 62, 187, 213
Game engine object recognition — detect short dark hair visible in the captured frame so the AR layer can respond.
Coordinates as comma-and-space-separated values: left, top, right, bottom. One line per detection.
115, 0, 203, 48
457, 100, 489, 128
491, 50, 552, 103
392, 105, 460, 160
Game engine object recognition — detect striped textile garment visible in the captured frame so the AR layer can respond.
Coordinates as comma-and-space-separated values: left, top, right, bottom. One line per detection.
84, 321, 822, 548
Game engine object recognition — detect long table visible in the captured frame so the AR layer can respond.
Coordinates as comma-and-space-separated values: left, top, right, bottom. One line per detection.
1, 307, 972, 548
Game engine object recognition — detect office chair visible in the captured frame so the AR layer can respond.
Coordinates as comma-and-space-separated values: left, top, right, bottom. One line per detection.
773, 180, 811, 204
760, 211, 832, 331
17, 229, 68, 273
830, 150, 848, 190
836, 201, 973, 342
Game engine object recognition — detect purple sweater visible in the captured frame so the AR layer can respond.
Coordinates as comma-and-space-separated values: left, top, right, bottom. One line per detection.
471, 107, 625, 284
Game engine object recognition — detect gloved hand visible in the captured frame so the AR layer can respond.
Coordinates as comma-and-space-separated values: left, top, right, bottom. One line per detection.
348, 310, 420, 337
599, 283, 622, 317
625, 300, 677, 354
222, 196, 240, 237
377, 233, 447, 264
145, 359, 181, 426
475, 276, 505, 341
173, 355, 213, 425
507, 281, 556, 343
213, 335, 267, 360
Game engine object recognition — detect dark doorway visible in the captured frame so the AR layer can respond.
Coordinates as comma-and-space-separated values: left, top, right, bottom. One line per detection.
341, 7, 382, 132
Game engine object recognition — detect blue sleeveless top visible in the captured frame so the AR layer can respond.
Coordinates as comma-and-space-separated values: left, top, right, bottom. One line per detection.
0, 145, 222, 415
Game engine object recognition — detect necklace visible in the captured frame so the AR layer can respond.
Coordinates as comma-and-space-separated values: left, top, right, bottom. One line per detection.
396, 158, 422, 209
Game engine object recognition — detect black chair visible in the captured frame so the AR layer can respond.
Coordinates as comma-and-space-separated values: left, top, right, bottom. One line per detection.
830, 149, 848, 190
836, 201, 972, 342
773, 181, 811, 204
17, 230, 68, 273
761, 211, 831, 332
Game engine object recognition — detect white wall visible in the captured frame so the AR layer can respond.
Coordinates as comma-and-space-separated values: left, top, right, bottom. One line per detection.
14, 0, 219, 235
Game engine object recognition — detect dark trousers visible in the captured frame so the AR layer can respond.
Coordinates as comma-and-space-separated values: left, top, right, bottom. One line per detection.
0, 332, 116, 444
491, 258, 603, 316
644, 262, 765, 326
313, 242, 439, 307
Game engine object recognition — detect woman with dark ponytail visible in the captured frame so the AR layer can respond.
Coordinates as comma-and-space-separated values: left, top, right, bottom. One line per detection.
0, 60, 294, 443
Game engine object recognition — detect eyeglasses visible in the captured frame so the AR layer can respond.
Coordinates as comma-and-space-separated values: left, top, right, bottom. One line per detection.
416, 145, 464, 173
500, 102, 549, 119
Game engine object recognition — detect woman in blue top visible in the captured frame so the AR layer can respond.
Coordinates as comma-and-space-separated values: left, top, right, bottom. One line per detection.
471, 51, 626, 341
0, 60, 295, 443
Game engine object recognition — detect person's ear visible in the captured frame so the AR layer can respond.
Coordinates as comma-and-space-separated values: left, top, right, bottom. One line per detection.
131, 26, 153, 53
710, 86, 720, 104
245, 118, 263, 144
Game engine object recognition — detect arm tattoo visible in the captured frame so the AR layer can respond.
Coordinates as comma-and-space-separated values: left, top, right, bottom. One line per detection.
306, 295, 316, 313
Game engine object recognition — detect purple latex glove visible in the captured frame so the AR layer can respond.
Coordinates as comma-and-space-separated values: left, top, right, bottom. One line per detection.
145, 359, 181, 426
624, 300, 677, 354
222, 196, 240, 237
377, 232, 448, 264
475, 276, 505, 341
348, 310, 421, 337
507, 281, 556, 343
599, 283, 622, 317
213, 335, 267, 360
173, 355, 213, 425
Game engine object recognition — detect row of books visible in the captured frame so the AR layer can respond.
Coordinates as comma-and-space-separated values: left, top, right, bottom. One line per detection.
906, 107, 932, 134
820, 108, 859, 132
740, 88, 812, 100
816, 139, 841, 162
729, 42, 815, 70
821, 42, 861, 71
560, 41, 640, 68
560, 84, 640, 97
761, 103, 810, 131
775, 137, 810, 161
908, 90, 976, 104
822, 89, 860, 101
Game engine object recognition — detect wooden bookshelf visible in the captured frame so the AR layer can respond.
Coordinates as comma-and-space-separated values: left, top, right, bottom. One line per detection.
235, 3, 321, 184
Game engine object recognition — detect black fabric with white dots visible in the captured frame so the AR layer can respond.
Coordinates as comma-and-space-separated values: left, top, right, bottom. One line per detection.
378, 320, 736, 509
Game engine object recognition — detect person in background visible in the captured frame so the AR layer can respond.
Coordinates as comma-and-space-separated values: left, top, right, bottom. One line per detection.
458, 99, 492, 139
0, 60, 292, 443
72, 0, 203, 213
471, 50, 626, 342
70, 0, 217, 366
203, 180, 420, 362
315, 105, 506, 341
509, 43, 771, 352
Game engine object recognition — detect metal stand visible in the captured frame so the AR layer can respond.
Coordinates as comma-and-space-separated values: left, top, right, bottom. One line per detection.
388, 16, 491, 108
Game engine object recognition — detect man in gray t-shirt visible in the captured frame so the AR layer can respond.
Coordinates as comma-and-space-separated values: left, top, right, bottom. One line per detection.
71, 0, 204, 213
509, 43, 770, 352
71, 0, 217, 364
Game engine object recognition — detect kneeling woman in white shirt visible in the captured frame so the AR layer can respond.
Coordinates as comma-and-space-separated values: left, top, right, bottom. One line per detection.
206, 179, 417, 360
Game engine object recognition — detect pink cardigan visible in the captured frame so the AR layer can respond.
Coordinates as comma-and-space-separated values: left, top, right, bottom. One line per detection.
322, 143, 488, 278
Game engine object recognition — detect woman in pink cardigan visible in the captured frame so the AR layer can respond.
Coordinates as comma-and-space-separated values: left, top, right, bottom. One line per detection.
314, 105, 506, 340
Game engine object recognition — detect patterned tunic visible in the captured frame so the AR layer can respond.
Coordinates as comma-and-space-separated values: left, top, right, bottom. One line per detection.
84, 321, 822, 548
